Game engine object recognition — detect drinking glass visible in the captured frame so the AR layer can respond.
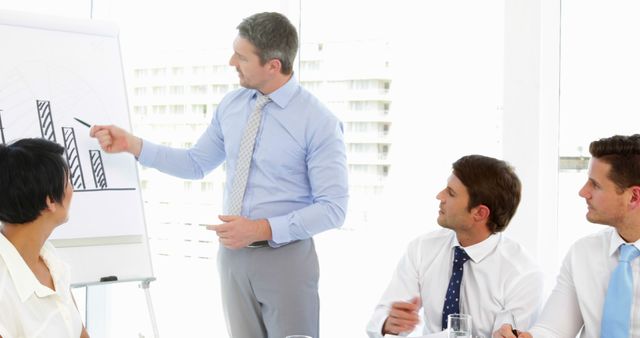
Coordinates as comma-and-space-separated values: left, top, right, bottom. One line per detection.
447, 313, 472, 338
285, 335, 312, 338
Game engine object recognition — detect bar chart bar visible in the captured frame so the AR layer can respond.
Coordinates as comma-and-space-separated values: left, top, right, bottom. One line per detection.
89, 150, 108, 189
36, 100, 57, 142
62, 127, 86, 190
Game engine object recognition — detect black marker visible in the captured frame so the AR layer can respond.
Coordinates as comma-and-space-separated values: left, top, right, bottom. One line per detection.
74, 117, 91, 128
100, 275, 118, 282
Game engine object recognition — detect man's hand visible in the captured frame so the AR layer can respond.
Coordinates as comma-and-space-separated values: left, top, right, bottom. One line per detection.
493, 324, 532, 338
90, 125, 142, 156
382, 297, 421, 336
207, 215, 272, 249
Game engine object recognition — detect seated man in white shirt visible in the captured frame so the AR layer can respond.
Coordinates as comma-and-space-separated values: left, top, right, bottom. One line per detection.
366, 155, 544, 338
494, 134, 640, 338
0, 138, 89, 338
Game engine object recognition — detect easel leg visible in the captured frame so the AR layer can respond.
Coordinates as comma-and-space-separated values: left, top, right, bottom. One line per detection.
140, 279, 160, 337
86, 285, 108, 338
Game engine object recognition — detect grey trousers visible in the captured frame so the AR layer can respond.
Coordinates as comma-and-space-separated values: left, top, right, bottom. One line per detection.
217, 238, 320, 338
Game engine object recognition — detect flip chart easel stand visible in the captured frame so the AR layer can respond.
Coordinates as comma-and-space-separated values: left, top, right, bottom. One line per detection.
81, 277, 159, 337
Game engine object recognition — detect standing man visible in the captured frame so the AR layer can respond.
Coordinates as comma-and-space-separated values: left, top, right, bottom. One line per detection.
494, 134, 640, 338
91, 12, 348, 338
367, 155, 543, 338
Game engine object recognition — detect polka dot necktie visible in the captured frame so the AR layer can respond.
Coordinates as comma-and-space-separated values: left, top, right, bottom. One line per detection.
227, 94, 271, 215
441, 246, 470, 330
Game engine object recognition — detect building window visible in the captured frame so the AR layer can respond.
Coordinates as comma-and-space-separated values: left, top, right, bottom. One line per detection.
192, 66, 206, 74
152, 86, 166, 96
211, 84, 229, 94
192, 104, 207, 114
169, 105, 185, 114
172, 67, 184, 76
133, 87, 147, 96
152, 105, 167, 114
169, 86, 184, 95
191, 85, 207, 94
133, 68, 148, 78
151, 67, 166, 77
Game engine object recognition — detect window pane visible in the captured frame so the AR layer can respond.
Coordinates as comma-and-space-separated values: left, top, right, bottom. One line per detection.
302, 1, 505, 336
558, 0, 640, 257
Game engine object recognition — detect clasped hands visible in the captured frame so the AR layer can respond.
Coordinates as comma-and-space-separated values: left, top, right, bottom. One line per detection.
207, 215, 271, 249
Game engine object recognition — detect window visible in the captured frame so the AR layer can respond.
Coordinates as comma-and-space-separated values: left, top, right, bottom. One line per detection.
200, 181, 214, 192
557, 0, 640, 257
300, 60, 320, 71
151, 105, 166, 114
152, 86, 165, 96
171, 67, 184, 76
169, 85, 184, 95
169, 105, 184, 114
133, 105, 147, 114
190, 85, 207, 94
300, 81, 321, 91
151, 67, 166, 77
211, 84, 228, 94
192, 66, 206, 74
134, 68, 148, 78
349, 79, 372, 90
191, 104, 207, 114
133, 87, 147, 96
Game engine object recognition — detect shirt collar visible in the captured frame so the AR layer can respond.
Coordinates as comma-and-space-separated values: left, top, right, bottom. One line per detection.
608, 228, 640, 256
254, 74, 299, 109
0, 232, 58, 302
450, 232, 501, 264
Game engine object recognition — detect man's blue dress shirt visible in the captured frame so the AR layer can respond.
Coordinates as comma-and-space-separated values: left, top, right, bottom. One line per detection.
138, 76, 349, 246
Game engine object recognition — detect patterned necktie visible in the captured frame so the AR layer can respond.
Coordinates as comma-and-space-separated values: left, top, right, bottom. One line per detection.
227, 94, 271, 215
442, 246, 471, 330
601, 244, 640, 338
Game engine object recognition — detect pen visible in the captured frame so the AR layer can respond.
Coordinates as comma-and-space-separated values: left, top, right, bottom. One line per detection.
74, 117, 91, 128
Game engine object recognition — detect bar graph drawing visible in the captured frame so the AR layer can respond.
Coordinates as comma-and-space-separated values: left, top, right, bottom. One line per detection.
0, 12, 150, 243
0, 99, 132, 191
62, 126, 86, 190
4, 99, 135, 192
90, 150, 108, 189
37, 100, 57, 142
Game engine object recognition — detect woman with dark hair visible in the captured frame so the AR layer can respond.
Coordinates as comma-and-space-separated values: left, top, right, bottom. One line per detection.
0, 138, 89, 338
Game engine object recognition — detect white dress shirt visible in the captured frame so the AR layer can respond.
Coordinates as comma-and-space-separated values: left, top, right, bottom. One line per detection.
0, 233, 83, 338
367, 229, 544, 338
529, 228, 640, 338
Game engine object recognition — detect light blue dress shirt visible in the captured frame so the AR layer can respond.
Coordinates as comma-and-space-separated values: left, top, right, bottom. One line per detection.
138, 76, 349, 246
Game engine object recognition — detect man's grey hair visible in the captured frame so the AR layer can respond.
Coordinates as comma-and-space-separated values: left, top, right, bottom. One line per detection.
237, 12, 298, 75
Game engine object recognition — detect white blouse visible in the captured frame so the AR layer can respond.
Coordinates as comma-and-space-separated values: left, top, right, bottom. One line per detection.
0, 233, 84, 338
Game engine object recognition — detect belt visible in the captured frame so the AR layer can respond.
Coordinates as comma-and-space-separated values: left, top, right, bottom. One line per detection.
247, 240, 269, 248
